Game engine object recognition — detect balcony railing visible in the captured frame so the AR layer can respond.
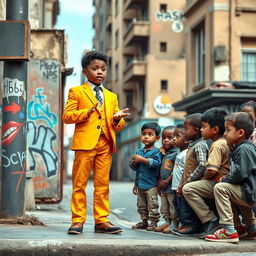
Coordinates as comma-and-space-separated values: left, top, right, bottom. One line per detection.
124, 19, 149, 46
124, 59, 146, 82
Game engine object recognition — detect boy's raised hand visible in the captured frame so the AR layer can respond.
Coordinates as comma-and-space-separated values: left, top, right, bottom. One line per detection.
87, 103, 98, 117
113, 108, 130, 121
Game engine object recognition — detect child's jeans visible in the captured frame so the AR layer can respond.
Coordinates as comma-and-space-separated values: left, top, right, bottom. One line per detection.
179, 196, 201, 228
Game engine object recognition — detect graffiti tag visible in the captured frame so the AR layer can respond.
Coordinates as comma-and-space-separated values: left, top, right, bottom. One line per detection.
27, 121, 58, 178
2, 77, 25, 101
28, 88, 57, 128
39, 60, 59, 82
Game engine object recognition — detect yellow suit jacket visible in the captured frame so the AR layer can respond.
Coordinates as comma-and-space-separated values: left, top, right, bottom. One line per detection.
62, 82, 125, 152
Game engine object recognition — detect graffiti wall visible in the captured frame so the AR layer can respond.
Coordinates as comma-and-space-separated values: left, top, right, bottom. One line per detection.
28, 59, 61, 199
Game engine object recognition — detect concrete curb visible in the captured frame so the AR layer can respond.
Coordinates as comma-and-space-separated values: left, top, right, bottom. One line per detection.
1, 239, 256, 256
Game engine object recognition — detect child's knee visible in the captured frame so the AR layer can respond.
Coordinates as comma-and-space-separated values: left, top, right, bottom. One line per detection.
214, 182, 225, 195
182, 183, 191, 196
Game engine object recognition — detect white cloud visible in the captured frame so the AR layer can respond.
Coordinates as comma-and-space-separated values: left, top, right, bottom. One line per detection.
59, 0, 94, 16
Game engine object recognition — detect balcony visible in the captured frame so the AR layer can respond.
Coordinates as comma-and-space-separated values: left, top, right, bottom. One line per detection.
123, 8, 137, 20
106, 13, 112, 31
124, 0, 147, 11
124, 20, 149, 47
124, 59, 146, 82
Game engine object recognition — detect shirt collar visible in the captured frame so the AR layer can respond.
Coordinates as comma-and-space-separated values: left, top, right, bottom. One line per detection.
188, 137, 204, 148
88, 81, 103, 91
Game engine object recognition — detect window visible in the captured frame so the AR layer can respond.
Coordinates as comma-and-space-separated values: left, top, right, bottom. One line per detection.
115, 29, 119, 48
241, 51, 256, 81
126, 91, 133, 108
115, 63, 119, 80
241, 38, 256, 82
115, 0, 119, 16
160, 42, 167, 52
161, 80, 168, 91
160, 4, 167, 12
194, 22, 205, 85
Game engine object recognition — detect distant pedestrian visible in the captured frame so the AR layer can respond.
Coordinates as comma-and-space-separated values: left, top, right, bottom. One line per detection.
205, 112, 256, 243
154, 126, 180, 233
182, 108, 230, 238
130, 122, 162, 231
173, 113, 209, 236
239, 101, 256, 145
163, 124, 189, 234
62, 51, 129, 235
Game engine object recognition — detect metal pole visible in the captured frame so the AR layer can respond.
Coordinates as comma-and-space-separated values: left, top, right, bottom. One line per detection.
0, 0, 28, 218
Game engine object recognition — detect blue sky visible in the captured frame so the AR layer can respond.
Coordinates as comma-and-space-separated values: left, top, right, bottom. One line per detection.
56, 0, 94, 90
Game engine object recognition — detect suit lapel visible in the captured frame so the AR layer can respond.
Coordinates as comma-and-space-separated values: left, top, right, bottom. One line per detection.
103, 87, 111, 121
82, 82, 98, 106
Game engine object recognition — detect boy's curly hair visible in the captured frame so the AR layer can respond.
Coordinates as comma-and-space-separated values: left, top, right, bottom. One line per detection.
81, 51, 108, 68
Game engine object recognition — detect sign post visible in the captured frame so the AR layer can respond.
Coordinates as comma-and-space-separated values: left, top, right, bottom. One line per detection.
0, 0, 30, 218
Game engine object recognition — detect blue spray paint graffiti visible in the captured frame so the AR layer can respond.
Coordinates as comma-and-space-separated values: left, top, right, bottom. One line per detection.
27, 121, 58, 178
28, 88, 58, 128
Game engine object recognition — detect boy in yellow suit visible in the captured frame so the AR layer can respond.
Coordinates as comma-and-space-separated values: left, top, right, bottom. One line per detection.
62, 51, 129, 234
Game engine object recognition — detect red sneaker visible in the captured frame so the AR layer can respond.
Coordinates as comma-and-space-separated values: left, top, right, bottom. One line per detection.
205, 228, 239, 243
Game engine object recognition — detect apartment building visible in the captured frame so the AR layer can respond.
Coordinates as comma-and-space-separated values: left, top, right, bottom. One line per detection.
93, 0, 186, 180
173, 0, 256, 114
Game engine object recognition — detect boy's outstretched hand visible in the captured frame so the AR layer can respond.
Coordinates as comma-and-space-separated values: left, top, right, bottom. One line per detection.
113, 108, 130, 121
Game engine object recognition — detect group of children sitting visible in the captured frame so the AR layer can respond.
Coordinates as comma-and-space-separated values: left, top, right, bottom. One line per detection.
129, 101, 256, 243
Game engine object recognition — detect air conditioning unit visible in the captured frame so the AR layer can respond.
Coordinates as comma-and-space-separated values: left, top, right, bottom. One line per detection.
214, 45, 227, 62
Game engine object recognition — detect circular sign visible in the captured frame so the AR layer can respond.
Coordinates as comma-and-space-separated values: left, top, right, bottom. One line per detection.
172, 20, 184, 33
153, 95, 172, 115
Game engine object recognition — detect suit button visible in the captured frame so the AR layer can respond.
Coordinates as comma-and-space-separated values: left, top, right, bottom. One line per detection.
98, 116, 102, 119
97, 126, 100, 129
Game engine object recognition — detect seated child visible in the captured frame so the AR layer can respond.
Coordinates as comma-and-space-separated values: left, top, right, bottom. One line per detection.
154, 126, 179, 232
174, 113, 209, 235
239, 101, 256, 145
182, 107, 230, 238
205, 112, 256, 243
130, 122, 162, 231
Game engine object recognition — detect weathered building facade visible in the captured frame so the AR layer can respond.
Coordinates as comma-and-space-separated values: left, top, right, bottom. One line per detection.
173, 0, 256, 114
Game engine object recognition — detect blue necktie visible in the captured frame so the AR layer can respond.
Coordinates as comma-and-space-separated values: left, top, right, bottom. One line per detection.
94, 86, 103, 105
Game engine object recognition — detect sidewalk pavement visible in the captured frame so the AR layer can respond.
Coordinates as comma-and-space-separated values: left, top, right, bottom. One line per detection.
0, 183, 256, 256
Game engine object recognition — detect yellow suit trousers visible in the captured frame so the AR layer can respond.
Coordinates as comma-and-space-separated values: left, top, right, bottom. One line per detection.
71, 135, 112, 224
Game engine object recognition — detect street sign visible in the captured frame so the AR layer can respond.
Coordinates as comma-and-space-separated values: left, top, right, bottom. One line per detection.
0, 20, 30, 61
155, 10, 184, 33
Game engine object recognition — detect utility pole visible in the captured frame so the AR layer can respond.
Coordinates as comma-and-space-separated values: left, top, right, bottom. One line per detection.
0, 0, 29, 218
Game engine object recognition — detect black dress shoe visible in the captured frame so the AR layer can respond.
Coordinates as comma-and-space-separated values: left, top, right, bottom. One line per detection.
199, 218, 219, 239
95, 221, 122, 234
67, 222, 83, 235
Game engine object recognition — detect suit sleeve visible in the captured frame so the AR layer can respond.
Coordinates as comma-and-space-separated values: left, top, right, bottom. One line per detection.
112, 94, 125, 131
62, 88, 90, 124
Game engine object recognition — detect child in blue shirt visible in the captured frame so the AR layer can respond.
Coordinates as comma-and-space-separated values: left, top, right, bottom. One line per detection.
155, 126, 179, 232
130, 122, 162, 231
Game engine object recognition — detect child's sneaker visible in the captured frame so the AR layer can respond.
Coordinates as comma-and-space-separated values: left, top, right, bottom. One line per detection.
162, 225, 177, 234
154, 223, 170, 232
205, 228, 239, 243
146, 219, 158, 231
132, 220, 148, 229
246, 231, 256, 240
